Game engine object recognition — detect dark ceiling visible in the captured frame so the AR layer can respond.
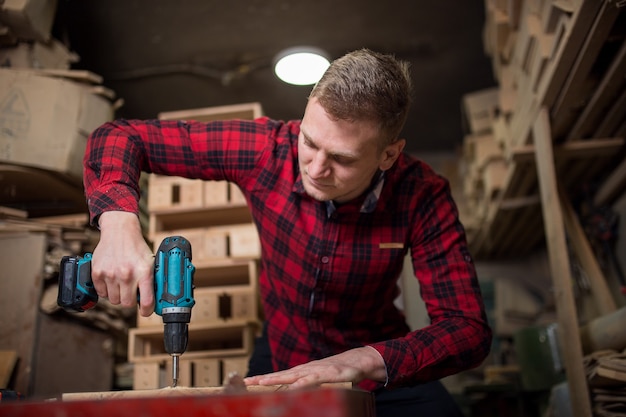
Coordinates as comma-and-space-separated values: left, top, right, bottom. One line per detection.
55, 1, 496, 154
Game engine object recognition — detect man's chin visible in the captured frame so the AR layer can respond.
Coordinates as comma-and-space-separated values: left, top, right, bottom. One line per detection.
303, 184, 333, 202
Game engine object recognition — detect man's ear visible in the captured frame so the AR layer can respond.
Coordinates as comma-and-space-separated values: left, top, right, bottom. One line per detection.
379, 139, 406, 171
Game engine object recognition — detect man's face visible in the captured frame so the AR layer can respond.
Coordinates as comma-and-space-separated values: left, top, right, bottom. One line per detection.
298, 97, 404, 204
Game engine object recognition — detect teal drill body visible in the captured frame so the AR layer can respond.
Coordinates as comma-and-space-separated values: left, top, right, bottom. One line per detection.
58, 235, 195, 386
153, 236, 196, 360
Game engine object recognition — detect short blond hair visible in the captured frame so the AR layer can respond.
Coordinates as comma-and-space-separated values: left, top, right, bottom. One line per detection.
309, 49, 412, 145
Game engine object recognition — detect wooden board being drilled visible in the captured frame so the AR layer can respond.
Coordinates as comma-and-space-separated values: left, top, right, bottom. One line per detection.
62, 382, 352, 401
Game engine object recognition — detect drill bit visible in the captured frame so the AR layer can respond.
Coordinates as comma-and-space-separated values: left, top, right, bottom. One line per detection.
172, 354, 180, 387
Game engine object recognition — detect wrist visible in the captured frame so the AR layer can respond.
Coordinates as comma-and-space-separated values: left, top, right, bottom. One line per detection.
98, 211, 141, 233
362, 346, 389, 384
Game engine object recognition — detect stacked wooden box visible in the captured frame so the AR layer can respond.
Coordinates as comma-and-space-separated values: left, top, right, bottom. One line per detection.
461, 0, 626, 259
130, 103, 264, 389
460, 87, 507, 235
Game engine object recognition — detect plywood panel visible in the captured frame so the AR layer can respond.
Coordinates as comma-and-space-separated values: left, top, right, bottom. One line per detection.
0, 232, 46, 395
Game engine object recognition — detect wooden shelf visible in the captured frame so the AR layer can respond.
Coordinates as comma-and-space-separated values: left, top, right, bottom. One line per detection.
148, 204, 252, 236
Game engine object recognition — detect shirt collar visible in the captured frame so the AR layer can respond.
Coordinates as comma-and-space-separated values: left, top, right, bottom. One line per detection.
293, 171, 386, 217
325, 171, 385, 217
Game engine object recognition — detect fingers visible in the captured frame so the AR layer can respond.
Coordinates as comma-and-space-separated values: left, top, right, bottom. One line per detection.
137, 267, 156, 317
91, 241, 155, 314
244, 364, 340, 389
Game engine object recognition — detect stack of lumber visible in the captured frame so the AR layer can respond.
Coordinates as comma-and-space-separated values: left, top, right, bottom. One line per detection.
461, 0, 626, 259
0, 207, 135, 334
585, 350, 626, 416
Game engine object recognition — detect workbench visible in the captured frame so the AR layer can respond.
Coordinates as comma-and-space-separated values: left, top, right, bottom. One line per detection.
0, 387, 375, 417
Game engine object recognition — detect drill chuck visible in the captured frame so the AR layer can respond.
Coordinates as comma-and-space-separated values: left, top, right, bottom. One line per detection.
164, 322, 189, 355
162, 307, 191, 355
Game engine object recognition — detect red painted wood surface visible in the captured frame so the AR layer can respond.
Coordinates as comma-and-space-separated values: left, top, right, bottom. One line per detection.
0, 387, 375, 417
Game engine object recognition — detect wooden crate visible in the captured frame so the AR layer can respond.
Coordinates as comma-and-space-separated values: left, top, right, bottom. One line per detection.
193, 358, 222, 387
128, 321, 259, 363
147, 175, 204, 211
136, 260, 259, 328
158, 102, 263, 122
221, 356, 250, 380
138, 286, 258, 328
203, 181, 229, 207
151, 224, 259, 262
463, 133, 503, 176
461, 87, 499, 134
228, 223, 261, 258
192, 286, 258, 324
132, 362, 161, 390
229, 183, 247, 205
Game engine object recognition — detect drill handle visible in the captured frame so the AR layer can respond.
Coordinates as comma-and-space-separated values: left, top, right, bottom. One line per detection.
154, 236, 196, 316
57, 254, 98, 312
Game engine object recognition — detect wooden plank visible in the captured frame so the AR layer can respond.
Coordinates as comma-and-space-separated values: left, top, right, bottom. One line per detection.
508, 0, 604, 148
0, 164, 87, 218
0, 206, 27, 219
500, 195, 541, 210
0, 350, 17, 388
62, 383, 354, 400
594, 156, 626, 207
594, 88, 626, 137
550, 1, 621, 140
511, 137, 624, 164
34, 69, 103, 84
533, 107, 592, 417
560, 188, 618, 316
539, 0, 604, 109
567, 38, 626, 140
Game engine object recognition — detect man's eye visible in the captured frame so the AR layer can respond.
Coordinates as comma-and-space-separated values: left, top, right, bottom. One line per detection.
333, 156, 353, 165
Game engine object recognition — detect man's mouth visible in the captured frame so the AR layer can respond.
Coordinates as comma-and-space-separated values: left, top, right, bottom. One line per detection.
307, 176, 332, 189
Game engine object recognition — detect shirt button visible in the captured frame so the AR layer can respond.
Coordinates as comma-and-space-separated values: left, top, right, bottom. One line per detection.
321, 256, 329, 264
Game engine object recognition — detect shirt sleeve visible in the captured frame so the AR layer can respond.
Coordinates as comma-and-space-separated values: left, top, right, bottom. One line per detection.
368, 174, 492, 388
83, 118, 274, 226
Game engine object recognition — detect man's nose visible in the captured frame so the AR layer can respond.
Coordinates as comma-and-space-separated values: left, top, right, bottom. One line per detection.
308, 152, 330, 178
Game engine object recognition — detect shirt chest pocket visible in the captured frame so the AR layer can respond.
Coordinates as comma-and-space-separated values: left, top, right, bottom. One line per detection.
332, 239, 407, 282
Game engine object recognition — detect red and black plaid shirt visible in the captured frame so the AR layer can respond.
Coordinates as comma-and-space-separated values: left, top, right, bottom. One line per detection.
84, 117, 492, 389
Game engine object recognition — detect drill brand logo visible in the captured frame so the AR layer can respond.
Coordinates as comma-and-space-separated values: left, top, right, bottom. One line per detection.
0, 88, 30, 141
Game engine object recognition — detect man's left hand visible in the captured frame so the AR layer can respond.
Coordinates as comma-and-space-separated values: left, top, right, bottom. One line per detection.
243, 346, 387, 389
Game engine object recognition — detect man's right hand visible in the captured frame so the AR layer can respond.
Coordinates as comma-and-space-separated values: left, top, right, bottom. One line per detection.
91, 211, 156, 317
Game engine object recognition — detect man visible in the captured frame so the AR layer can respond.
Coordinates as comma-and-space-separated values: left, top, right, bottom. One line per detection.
84, 49, 491, 416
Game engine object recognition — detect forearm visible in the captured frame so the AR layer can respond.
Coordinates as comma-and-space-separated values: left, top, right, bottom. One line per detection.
369, 313, 491, 387
83, 121, 147, 225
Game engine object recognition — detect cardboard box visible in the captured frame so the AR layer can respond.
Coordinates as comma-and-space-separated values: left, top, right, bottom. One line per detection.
0, 69, 113, 179
0, 39, 79, 69
0, 0, 58, 42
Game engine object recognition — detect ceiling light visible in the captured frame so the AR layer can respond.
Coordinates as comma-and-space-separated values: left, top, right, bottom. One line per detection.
273, 47, 330, 86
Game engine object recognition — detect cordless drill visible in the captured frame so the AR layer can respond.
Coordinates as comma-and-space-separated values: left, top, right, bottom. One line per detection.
57, 235, 196, 387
